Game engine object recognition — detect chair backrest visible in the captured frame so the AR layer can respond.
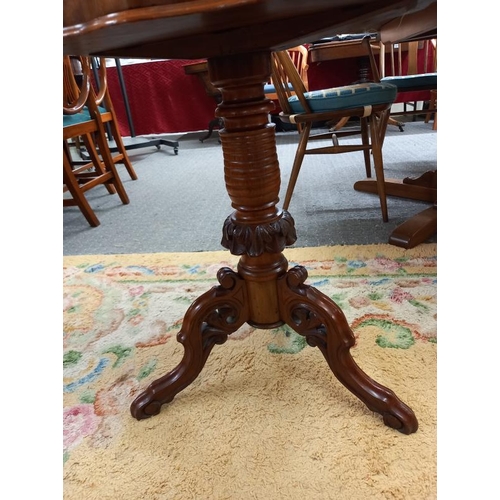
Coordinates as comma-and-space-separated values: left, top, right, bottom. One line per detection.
270, 49, 311, 116
63, 56, 91, 115
89, 57, 110, 108
63, 56, 111, 117
287, 45, 309, 90
266, 45, 309, 102
379, 39, 437, 78
271, 36, 379, 117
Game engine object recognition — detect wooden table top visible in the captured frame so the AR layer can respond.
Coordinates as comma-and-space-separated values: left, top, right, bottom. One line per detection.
63, 0, 436, 59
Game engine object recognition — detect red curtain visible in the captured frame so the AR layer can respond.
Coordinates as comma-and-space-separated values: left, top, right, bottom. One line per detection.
107, 59, 218, 136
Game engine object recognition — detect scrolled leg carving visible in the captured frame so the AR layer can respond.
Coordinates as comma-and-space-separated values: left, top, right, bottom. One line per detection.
277, 266, 418, 434
130, 268, 249, 420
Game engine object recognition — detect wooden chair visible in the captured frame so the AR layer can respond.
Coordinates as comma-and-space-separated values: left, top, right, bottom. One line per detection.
183, 60, 223, 143
378, 39, 437, 127
329, 36, 405, 133
265, 45, 309, 101
69, 57, 138, 180
266, 46, 309, 133
63, 56, 131, 227
271, 48, 397, 221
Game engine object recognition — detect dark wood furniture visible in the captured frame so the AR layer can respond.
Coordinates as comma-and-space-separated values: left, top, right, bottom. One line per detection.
183, 46, 310, 142
379, 0, 437, 43
354, 171, 437, 248
309, 36, 380, 64
183, 60, 223, 142
64, 0, 437, 435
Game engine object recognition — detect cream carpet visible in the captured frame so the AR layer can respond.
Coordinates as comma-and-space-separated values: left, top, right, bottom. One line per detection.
63, 244, 437, 499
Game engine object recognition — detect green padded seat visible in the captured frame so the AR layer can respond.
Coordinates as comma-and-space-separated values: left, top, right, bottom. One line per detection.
288, 82, 398, 114
63, 106, 107, 127
381, 72, 437, 90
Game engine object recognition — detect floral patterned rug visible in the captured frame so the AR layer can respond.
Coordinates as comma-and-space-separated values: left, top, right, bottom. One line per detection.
63, 244, 437, 500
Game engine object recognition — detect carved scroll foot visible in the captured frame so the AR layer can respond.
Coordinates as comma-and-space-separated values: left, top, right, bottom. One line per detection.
130, 268, 249, 420
277, 266, 418, 434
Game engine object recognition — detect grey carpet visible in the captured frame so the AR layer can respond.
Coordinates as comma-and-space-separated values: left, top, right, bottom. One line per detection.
63, 119, 436, 255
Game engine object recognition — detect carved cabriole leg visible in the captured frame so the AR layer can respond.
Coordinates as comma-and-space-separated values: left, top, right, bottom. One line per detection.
131, 268, 249, 419
131, 51, 296, 420
277, 266, 418, 435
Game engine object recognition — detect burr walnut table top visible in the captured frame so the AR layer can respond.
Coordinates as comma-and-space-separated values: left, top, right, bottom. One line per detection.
63, 0, 436, 59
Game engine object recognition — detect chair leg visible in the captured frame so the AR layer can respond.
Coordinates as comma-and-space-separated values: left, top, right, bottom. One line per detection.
370, 113, 389, 222
63, 149, 100, 227
283, 122, 311, 210
329, 116, 350, 132
388, 117, 405, 132
425, 90, 437, 130
63, 140, 74, 166
379, 108, 391, 148
107, 120, 139, 180
93, 123, 130, 206
360, 117, 371, 178
119, 148, 139, 181
80, 133, 117, 195
63, 127, 130, 226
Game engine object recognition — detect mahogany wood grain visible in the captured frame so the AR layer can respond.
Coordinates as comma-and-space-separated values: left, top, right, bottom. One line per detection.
354, 170, 437, 247
379, 0, 437, 43
183, 61, 220, 98
133, 52, 418, 433
354, 172, 437, 202
63, 0, 436, 59
309, 38, 380, 63
183, 60, 223, 142
388, 206, 437, 248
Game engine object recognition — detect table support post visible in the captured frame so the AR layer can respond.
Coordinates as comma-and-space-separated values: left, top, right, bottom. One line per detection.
130, 52, 418, 434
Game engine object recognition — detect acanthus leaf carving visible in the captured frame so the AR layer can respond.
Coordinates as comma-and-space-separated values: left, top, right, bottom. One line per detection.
221, 209, 297, 256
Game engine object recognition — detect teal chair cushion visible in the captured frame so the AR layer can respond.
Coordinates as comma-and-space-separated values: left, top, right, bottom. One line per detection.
264, 82, 293, 94
381, 73, 437, 90
264, 83, 277, 93
288, 82, 398, 113
63, 106, 107, 127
